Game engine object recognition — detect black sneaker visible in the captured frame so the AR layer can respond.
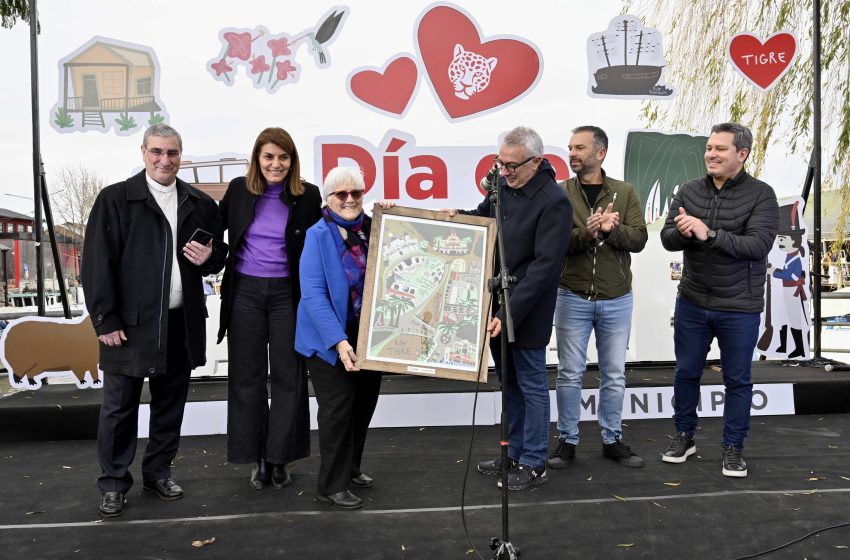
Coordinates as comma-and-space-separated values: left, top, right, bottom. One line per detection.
504, 464, 548, 491
662, 432, 696, 463
477, 457, 517, 476
721, 445, 748, 478
547, 439, 576, 469
602, 439, 645, 468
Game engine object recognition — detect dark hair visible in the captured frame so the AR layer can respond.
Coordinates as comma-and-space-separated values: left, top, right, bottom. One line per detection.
571, 125, 608, 150
789, 232, 806, 257
246, 127, 304, 196
710, 122, 753, 153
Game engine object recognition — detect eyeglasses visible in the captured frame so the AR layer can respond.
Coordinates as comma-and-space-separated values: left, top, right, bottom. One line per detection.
331, 190, 364, 201
493, 156, 535, 172
146, 148, 181, 159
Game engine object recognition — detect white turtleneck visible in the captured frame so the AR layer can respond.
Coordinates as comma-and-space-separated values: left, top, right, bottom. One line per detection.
146, 174, 183, 309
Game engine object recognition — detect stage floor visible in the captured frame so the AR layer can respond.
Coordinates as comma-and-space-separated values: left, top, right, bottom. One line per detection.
2, 414, 850, 559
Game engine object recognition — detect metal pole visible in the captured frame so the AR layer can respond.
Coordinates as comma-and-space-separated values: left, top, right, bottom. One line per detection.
812, 0, 822, 358
29, 0, 45, 316
1, 249, 7, 307
41, 176, 71, 318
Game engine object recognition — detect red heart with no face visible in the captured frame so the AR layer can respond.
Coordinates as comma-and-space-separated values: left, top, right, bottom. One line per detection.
416, 5, 541, 120
728, 32, 797, 91
348, 55, 419, 117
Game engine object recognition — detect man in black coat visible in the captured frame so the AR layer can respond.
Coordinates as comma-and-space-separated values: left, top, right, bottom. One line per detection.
660, 122, 778, 478
451, 126, 572, 491
82, 124, 226, 517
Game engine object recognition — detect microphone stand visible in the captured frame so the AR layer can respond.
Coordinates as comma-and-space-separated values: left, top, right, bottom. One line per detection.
486, 173, 519, 560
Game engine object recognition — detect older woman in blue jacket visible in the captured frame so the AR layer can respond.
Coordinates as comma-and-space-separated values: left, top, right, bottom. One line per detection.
296, 166, 390, 510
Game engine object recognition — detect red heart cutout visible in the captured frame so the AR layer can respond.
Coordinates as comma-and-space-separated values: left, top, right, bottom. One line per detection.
728, 32, 797, 91
348, 56, 419, 117
416, 5, 541, 120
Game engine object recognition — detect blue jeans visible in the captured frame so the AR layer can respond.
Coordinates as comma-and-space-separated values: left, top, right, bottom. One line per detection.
554, 289, 632, 445
673, 295, 760, 448
491, 341, 549, 469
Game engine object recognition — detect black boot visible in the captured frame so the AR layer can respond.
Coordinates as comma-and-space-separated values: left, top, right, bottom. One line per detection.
775, 325, 788, 353
788, 328, 806, 359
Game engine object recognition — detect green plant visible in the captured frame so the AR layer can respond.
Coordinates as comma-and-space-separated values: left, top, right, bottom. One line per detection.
54, 107, 73, 128
147, 112, 165, 126
115, 112, 137, 131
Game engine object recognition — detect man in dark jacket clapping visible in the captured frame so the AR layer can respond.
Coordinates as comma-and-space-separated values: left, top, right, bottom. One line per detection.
82, 124, 226, 517
548, 126, 648, 471
660, 122, 778, 478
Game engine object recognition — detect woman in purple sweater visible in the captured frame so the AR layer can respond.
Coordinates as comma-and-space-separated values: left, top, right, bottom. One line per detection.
218, 128, 322, 489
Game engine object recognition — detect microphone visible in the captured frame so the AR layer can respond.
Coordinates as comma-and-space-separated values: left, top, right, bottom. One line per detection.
480, 164, 499, 191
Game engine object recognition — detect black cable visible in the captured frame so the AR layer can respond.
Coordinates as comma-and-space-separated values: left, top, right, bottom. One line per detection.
728, 520, 850, 559
460, 369, 487, 560
460, 271, 498, 560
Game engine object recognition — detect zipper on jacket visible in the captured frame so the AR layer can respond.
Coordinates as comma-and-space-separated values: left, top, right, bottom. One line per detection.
157, 195, 189, 354
579, 180, 607, 300
157, 219, 168, 352
748, 262, 753, 298
704, 192, 719, 304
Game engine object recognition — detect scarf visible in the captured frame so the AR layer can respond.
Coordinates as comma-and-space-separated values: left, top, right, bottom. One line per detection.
323, 207, 370, 327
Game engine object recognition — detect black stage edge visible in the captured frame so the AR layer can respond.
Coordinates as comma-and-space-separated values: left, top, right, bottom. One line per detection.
2, 416, 850, 559
1, 360, 849, 442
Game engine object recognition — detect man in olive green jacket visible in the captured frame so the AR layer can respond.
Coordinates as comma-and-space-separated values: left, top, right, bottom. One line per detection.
548, 126, 648, 470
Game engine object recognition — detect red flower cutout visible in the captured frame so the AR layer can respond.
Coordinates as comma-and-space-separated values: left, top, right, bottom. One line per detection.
211, 58, 233, 77
267, 37, 291, 58
276, 60, 297, 81
250, 55, 270, 75
224, 31, 253, 61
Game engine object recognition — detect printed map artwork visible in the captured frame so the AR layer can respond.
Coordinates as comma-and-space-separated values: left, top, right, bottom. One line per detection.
357, 207, 495, 382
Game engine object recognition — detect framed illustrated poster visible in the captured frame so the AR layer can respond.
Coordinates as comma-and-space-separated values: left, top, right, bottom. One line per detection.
355, 205, 496, 382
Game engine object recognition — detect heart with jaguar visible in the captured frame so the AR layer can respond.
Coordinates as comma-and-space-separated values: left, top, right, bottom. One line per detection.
347, 3, 542, 120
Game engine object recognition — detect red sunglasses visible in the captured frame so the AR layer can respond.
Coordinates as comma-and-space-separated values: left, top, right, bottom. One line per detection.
331, 190, 364, 201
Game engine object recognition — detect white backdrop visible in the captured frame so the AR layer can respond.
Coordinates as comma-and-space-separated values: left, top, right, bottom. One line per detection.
0, 0, 809, 363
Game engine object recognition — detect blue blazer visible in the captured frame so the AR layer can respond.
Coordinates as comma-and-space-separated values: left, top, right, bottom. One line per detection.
295, 218, 352, 365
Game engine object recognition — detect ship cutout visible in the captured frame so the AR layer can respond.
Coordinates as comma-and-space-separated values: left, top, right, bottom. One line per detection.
587, 15, 674, 99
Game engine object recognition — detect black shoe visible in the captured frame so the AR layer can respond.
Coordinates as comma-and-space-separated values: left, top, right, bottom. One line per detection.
662, 432, 696, 464
504, 464, 548, 491
99, 491, 126, 518
477, 457, 517, 476
143, 478, 184, 500
547, 439, 576, 469
250, 458, 270, 490
721, 445, 748, 478
271, 463, 292, 489
603, 439, 645, 468
317, 489, 363, 510
350, 473, 375, 488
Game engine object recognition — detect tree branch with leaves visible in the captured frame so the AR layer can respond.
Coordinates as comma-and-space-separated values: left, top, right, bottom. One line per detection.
624, 0, 850, 242
0, 0, 37, 30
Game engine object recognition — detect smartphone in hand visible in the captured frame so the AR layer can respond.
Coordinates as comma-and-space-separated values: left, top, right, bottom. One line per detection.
188, 227, 213, 246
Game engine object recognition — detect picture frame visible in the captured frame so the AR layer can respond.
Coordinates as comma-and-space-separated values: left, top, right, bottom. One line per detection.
355, 205, 496, 382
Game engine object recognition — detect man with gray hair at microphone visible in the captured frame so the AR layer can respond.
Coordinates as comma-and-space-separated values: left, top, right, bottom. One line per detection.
447, 126, 572, 490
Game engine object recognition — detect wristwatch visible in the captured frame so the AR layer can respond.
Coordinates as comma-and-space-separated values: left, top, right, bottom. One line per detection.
706, 229, 717, 244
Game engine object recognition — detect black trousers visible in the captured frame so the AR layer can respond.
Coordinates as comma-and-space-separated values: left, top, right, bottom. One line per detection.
227, 273, 310, 464
97, 309, 190, 494
307, 354, 382, 495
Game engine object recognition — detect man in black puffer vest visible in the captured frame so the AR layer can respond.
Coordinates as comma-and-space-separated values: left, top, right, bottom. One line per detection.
660, 122, 778, 478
